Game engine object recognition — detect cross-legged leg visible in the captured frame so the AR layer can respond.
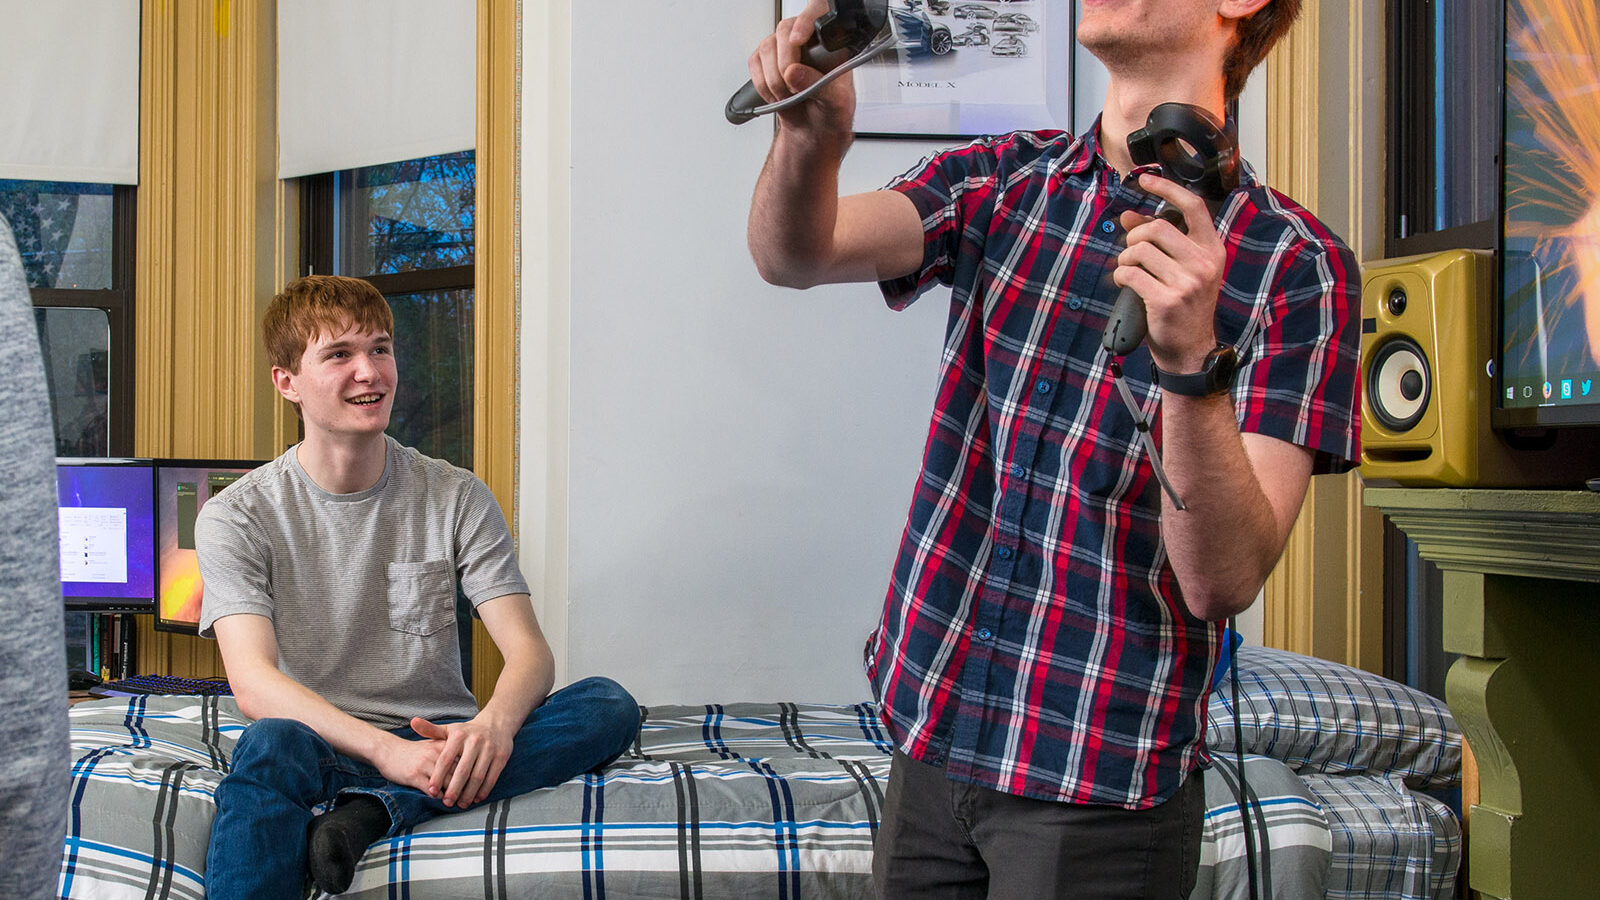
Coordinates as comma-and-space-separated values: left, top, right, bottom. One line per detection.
205, 717, 354, 900
345, 676, 641, 835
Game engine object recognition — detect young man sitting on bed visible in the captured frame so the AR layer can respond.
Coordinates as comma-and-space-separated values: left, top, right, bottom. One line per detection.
197, 275, 641, 900
744, 0, 1358, 895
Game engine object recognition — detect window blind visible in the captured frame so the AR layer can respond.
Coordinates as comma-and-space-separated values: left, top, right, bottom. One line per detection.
277, 0, 475, 179
0, 1, 140, 184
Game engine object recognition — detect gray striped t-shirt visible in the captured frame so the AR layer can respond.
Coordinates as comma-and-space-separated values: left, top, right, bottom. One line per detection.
196, 436, 529, 729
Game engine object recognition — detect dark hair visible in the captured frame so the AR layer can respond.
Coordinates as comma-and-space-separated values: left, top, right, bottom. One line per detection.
1224, 0, 1303, 101
262, 275, 394, 373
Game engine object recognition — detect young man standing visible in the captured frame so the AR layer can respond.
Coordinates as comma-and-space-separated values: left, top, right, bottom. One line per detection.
198, 275, 639, 899
746, 0, 1359, 895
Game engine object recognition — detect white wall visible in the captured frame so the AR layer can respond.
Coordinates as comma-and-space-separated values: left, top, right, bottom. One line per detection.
524, 2, 1268, 705
559, 2, 948, 705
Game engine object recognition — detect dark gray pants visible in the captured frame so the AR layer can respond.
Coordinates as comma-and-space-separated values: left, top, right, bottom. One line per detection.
873, 751, 1204, 899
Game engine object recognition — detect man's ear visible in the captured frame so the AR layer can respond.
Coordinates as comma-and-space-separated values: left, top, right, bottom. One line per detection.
1219, 0, 1272, 23
271, 366, 300, 404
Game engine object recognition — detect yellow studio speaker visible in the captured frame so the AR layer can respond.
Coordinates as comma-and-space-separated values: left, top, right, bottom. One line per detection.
1359, 249, 1595, 487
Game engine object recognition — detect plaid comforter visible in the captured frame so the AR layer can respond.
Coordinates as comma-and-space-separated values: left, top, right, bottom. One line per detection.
59, 696, 1456, 899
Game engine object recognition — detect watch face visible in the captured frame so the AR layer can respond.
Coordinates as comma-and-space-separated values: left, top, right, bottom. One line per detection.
1210, 345, 1238, 390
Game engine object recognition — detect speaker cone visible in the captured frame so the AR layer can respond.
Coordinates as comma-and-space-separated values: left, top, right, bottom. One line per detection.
1368, 337, 1431, 432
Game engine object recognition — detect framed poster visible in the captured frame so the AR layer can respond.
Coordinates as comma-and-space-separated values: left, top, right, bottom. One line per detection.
779, 0, 1075, 139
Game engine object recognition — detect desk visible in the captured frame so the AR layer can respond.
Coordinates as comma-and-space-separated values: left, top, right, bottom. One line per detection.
1366, 488, 1600, 900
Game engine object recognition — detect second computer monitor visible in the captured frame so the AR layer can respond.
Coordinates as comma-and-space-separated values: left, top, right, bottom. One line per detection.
155, 459, 264, 634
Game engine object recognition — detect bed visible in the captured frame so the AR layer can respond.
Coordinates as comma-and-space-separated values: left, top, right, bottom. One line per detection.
57, 646, 1461, 899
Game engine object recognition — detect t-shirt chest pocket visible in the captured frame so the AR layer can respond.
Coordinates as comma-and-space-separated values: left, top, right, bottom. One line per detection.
386, 559, 456, 636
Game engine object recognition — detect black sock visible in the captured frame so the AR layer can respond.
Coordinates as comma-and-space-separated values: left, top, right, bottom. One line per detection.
306, 794, 390, 894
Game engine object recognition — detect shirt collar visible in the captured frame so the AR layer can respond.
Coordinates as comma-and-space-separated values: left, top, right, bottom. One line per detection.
1061, 116, 1104, 177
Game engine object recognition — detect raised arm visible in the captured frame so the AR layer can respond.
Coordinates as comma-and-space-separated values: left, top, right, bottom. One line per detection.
745, 0, 923, 288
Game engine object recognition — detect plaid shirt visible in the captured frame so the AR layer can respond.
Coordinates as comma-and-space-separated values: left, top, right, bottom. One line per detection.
865, 126, 1361, 809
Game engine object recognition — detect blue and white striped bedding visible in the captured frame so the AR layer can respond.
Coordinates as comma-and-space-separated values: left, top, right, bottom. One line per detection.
59, 692, 1458, 899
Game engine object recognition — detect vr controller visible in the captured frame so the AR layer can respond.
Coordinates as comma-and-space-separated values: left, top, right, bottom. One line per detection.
725, 0, 894, 125
1100, 102, 1241, 357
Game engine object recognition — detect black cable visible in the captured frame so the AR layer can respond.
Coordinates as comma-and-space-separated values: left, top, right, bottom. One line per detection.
1228, 616, 1261, 900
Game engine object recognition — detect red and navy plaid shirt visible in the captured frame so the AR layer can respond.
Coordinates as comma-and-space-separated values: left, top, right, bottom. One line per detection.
865, 125, 1361, 809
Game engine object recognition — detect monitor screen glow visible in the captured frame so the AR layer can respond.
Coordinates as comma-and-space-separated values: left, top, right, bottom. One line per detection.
155, 460, 262, 633
1497, 0, 1600, 427
56, 459, 157, 611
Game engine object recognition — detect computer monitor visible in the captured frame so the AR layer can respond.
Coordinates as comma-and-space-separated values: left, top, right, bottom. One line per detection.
1496, 0, 1600, 429
56, 458, 157, 612
154, 459, 265, 634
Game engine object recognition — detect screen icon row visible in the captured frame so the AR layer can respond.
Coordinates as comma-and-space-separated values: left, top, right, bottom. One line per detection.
1505, 379, 1596, 401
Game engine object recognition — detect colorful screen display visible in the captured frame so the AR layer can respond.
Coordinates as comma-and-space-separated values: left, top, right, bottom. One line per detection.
56, 459, 157, 611
1498, 0, 1600, 426
156, 461, 261, 633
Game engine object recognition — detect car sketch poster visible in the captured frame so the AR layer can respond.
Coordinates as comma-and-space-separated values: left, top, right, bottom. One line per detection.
780, 0, 1073, 138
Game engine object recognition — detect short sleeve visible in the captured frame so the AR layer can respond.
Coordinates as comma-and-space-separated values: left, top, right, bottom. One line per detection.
877, 140, 1003, 310
195, 498, 276, 637
1233, 242, 1363, 474
452, 476, 530, 607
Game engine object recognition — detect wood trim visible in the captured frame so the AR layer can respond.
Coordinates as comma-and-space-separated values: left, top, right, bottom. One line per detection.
1259, 3, 1386, 670
1266, 11, 1319, 214
134, 0, 282, 677
136, 1, 177, 459
362, 265, 476, 296
472, 0, 520, 704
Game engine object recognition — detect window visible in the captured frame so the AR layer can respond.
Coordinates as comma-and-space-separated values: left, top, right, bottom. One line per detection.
1387, 0, 1501, 256
1380, 3, 1498, 693
301, 152, 475, 468
0, 179, 136, 456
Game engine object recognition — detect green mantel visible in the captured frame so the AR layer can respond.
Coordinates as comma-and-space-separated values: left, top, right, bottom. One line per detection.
1365, 487, 1600, 900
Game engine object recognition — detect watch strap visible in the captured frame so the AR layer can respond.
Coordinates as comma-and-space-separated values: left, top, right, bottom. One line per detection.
1151, 343, 1237, 397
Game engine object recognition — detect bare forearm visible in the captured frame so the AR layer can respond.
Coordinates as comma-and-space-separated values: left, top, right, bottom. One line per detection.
1157, 395, 1286, 621
475, 648, 554, 738
230, 662, 397, 763
749, 124, 851, 287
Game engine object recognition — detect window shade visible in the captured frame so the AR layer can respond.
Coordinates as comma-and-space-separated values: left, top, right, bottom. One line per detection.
277, 0, 475, 179
0, 1, 140, 184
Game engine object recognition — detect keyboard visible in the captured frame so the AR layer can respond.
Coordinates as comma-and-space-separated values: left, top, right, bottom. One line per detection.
92, 674, 233, 697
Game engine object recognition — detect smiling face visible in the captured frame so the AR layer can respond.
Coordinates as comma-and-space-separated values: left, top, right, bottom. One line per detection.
273, 320, 397, 442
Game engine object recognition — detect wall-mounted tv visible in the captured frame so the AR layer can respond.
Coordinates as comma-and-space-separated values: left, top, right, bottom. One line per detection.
1497, 0, 1600, 430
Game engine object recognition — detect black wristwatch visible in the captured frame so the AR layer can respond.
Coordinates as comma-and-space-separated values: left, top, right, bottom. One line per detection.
1151, 342, 1239, 397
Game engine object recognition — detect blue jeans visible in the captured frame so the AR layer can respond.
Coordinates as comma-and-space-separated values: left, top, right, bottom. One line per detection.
204, 677, 639, 900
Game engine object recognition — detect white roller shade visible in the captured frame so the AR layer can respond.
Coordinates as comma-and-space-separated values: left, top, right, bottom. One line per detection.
277, 0, 476, 179
0, 1, 140, 184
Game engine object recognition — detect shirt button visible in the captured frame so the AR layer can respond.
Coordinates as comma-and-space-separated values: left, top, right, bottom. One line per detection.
996, 546, 1014, 560
1101, 220, 1116, 233
1035, 380, 1053, 395
1068, 298, 1083, 310
976, 628, 994, 642
1009, 463, 1025, 478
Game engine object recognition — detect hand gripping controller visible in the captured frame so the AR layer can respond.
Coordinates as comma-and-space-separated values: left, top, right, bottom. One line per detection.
1100, 103, 1241, 356
725, 0, 894, 125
